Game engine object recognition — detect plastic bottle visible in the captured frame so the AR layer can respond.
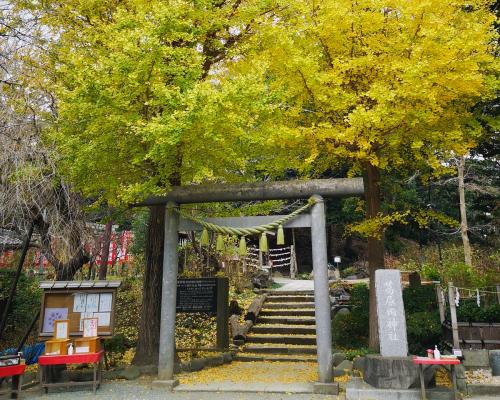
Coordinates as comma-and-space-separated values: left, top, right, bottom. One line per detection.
68, 343, 74, 355
433, 345, 441, 360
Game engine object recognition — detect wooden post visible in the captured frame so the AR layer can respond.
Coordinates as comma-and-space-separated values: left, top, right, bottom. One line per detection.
436, 284, 445, 324
496, 285, 500, 305
290, 245, 297, 279
448, 283, 460, 349
216, 277, 229, 350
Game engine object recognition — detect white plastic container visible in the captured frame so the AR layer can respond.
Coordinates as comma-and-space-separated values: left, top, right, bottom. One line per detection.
433, 345, 441, 360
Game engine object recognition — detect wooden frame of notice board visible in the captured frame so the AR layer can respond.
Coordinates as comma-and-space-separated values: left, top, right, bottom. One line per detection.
38, 281, 121, 339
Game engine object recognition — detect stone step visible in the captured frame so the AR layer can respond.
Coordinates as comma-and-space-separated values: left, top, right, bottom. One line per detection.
234, 353, 317, 363
243, 344, 317, 355
257, 316, 316, 325
251, 325, 316, 335
266, 296, 315, 303
260, 309, 315, 317
263, 302, 315, 309
246, 334, 316, 345
266, 291, 314, 296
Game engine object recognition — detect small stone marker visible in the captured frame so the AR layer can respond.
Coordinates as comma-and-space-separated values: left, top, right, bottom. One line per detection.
375, 269, 408, 357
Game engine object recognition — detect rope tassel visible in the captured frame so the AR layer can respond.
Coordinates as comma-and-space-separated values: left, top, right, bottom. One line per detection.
216, 234, 225, 252
277, 224, 285, 245
200, 228, 210, 246
238, 236, 247, 256
260, 232, 268, 253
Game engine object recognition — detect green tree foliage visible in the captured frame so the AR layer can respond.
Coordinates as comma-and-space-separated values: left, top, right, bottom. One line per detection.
0, 270, 41, 347
16, 0, 282, 205
219, 0, 498, 232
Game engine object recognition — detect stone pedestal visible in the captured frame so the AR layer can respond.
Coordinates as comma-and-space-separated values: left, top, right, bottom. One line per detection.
313, 382, 339, 394
348, 377, 454, 400
463, 349, 490, 370
363, 355, 436, 389
152, 379, 179, 391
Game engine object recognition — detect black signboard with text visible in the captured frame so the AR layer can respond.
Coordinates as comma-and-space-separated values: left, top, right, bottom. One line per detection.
176, 278, 218, 313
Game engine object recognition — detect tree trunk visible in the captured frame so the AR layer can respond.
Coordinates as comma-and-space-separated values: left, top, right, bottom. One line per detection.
98, 220, 113, 280
133, 205, 165, 366
457, 156, 472, 266
35, 213, 88, 281
54, 256, 89, 281
364, 163, 385, 352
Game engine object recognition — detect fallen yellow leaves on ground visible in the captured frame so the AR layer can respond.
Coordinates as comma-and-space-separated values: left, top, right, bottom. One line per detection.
178, 361, 318, 385
435, 368, 452, 388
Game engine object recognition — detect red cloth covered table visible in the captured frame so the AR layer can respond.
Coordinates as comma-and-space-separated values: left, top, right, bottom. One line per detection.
0, 364, 26, 399
38, 351, 104, 394
412, 356, 461, 400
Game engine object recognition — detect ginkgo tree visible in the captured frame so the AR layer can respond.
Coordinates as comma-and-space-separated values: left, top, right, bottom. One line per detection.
16, 0, 497, 354
15, 0, 283, 364
215, 0, 498, 348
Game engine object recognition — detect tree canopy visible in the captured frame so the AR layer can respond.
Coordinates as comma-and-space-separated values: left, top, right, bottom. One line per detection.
219, 0, 498, 177
18, 0, 282, 204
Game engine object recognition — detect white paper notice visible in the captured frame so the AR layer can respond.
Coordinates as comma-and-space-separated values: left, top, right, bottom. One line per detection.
73, 293, 87, 312
75, 346, 90, 354
55, 321, 68, 339
94, 312, 111, 327
83, 318, 98, 337
79, 312, 94, 331
99, 293, 113, 312
85, 294, 99, 312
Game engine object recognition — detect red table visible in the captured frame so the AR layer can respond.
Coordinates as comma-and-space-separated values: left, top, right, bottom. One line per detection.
38, 351, 104, 394
412, 356, 460, 400
0, 364, 26, 399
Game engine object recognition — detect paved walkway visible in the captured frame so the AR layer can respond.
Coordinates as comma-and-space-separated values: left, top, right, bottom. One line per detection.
273, 277, 314, 291
21, 379, 499, 399
272, 277, 369, 291
22, 378, 332, 399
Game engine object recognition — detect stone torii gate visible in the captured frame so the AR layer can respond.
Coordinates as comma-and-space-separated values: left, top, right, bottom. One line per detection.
138, 178, 364, 391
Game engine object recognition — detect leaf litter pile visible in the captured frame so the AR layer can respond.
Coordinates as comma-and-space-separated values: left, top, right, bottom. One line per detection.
178, 361, 318, 384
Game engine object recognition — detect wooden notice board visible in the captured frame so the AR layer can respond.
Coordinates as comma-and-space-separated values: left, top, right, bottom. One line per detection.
38, 281, 121, 339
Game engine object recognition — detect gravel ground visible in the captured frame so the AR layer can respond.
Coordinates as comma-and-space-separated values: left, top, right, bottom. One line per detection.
21, 378, 335, 400
19, 377, 500, 400
465, 369, 500, 385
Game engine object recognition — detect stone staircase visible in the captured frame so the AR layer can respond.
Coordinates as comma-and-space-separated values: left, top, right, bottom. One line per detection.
235, 290, 317, 362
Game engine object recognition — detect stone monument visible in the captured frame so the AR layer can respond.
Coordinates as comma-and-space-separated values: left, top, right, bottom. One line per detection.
375, 269, 408, 357
362, 269, 434, 390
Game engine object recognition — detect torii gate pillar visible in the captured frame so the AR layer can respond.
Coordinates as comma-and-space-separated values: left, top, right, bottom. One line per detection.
156, 201, 179, 388
310, 195, 334, 384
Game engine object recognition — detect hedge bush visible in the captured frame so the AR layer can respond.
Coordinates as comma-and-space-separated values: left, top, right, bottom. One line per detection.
455, 299, 500, 323
332, 284, 369, 348
406, 311, 442, 354
403, 285, 437, 314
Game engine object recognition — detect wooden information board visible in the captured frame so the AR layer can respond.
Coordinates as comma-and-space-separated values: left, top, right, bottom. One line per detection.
38, 281, 121, 339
